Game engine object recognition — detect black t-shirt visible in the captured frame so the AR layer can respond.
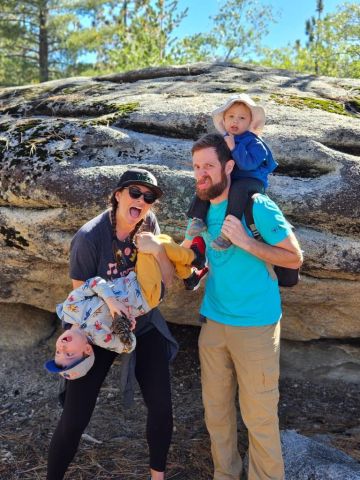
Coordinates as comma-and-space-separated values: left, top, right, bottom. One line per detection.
66, 209, 177, 409
70, 209, 160, 281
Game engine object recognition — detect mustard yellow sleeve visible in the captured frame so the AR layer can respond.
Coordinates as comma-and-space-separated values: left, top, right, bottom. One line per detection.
135, 252, 162, 309
156, 234, 194, 279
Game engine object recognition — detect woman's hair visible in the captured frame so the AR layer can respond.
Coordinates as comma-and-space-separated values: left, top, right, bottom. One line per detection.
109, 190, 119, 239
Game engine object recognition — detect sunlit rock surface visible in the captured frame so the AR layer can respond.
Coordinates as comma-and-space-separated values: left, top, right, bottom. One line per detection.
1, 62, 359, 343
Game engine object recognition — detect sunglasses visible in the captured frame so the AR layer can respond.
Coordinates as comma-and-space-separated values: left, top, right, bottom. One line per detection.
125, 186, 157, 204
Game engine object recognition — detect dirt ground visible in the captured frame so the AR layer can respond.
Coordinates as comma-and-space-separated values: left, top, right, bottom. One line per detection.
1, 324, 359, 480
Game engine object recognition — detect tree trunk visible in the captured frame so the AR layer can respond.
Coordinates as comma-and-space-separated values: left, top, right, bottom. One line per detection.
39, 2, 49, 82
158, 0, 164, 62
121, 0, 128, 28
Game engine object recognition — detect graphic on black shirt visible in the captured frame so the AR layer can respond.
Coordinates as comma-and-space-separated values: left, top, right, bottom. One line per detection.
70, 209, 160, 282
108, 240, 138, 280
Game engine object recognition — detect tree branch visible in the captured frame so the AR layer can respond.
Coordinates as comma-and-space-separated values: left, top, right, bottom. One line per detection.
1, 53, 38, 63
0, 43, 38, 53
0, 36, 39, 48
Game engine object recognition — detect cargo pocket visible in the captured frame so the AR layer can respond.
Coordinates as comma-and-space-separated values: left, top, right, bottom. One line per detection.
252, 358, 279, 393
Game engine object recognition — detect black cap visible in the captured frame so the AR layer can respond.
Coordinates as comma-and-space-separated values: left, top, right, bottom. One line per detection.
116, 168, 163, 198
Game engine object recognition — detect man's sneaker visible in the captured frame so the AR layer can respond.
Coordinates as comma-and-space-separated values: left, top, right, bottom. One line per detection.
211, 234, 232, 251
190, 236, 207, 269
112, 313, 135, 352
188, 217, 207, 237
183, 267, 209, 291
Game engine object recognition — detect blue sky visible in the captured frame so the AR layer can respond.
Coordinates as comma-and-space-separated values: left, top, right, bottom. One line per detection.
174, 0, 341, 49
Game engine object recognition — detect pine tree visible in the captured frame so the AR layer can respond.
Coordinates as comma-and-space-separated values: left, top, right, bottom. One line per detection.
259, 2, 359, 78
305, 0, 324, 74
87, 0, 188, 73
173, 0, 277, 64
0, 0, 107, 85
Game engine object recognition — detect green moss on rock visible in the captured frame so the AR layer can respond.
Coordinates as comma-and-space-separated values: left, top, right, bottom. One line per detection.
102, 101, 140, 115
270, 93, 352, 116
59, 84, 104, 95
85, 102, 140, 126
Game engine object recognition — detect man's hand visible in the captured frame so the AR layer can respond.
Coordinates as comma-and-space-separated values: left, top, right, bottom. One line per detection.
222, 215, 303, 269
224, 133, 235, 151
221, 215, 251, 250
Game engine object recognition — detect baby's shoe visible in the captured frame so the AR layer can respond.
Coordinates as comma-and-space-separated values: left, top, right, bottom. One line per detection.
190, 236, 207, 270
183, 267, 209, 291
188, 217, 207, 237
112, 313, 135, 353
211, 234, 232, 251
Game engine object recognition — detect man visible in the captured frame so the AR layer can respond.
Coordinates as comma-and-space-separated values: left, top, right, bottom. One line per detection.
183, 133, 303, 480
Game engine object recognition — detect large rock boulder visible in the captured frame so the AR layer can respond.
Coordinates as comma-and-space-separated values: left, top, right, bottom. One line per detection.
0, 303, 56, 349
280, 430, 360, 480
0, 62, 359, 342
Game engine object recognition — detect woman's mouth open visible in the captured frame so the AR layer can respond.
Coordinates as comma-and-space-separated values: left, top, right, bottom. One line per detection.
129, 206, 142, 219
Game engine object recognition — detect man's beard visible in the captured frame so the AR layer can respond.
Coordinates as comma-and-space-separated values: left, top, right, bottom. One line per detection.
196, 169, 228, 201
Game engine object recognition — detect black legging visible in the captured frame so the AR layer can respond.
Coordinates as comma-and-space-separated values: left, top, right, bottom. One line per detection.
47, 328, 173, 479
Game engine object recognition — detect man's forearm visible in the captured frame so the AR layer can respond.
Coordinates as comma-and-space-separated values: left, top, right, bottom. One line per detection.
222, 215, 303, 269
241, 233, 303, 269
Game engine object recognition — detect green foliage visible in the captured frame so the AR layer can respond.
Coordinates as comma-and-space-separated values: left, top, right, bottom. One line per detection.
174, 0, 278, 63
0, 0, 109, 86
209, 0, 277, 61
75, 0, 188, 73
260, 2, 360, 78
1, 0, 274, 82
172, 33, 217, 64
0, 1, 39, 85
0, 0, 358, 86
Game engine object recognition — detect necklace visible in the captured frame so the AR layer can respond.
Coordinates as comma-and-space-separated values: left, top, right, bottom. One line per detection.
115, 231, 131, 243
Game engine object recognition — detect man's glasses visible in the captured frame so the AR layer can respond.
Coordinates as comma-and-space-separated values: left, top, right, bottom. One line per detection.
125, 186, 158, 204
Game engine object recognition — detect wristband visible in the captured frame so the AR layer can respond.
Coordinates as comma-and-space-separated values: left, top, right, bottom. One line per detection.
223, 132, 230, 137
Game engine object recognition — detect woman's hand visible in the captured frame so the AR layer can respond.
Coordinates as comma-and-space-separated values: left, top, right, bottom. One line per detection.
135, 232, 163, 257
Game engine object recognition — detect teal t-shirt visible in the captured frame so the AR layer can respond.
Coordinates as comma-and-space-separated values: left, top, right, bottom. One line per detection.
186, 194, 292, 327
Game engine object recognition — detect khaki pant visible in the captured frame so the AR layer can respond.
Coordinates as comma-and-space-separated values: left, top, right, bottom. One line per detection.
199, 319, 284, 480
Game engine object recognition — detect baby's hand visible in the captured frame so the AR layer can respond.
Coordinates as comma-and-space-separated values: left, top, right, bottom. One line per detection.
105, 297, 129, 319
135, 232, 163, 256
224, 133, 235, 151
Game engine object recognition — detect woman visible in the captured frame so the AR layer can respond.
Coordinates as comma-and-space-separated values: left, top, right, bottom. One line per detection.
47, 168, 178, 480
